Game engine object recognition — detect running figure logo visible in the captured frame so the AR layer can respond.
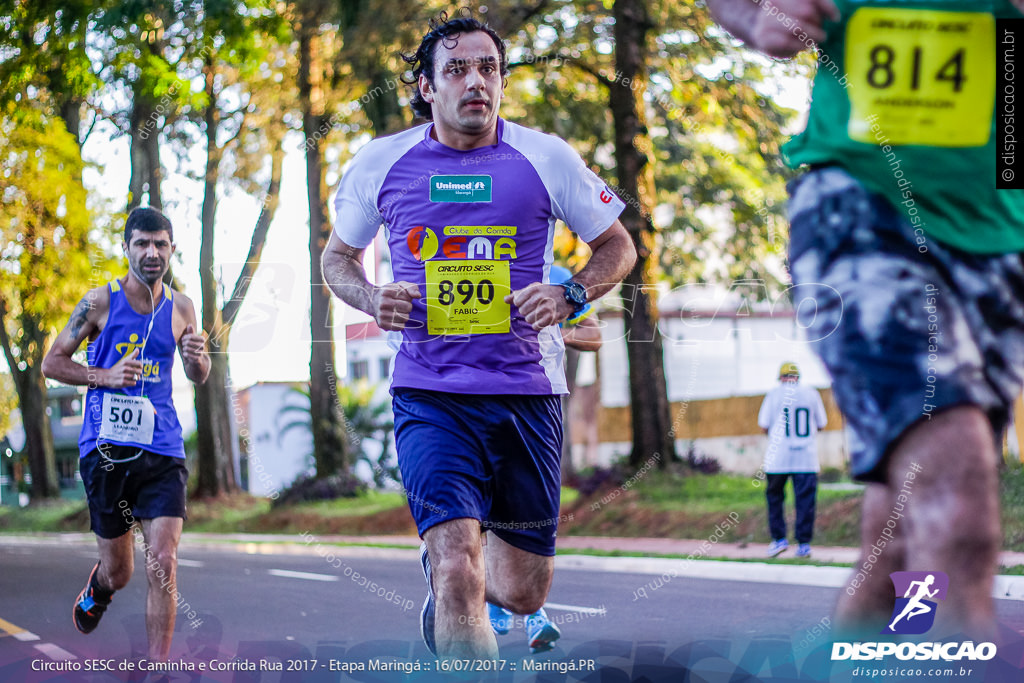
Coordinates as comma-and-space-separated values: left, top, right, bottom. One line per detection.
883, 571, 949, 635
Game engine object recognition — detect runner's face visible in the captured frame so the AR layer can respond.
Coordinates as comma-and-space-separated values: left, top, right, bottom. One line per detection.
420, 31, 503, 140
124, 230, 174, 285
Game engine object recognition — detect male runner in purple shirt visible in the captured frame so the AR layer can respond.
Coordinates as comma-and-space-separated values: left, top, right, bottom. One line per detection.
322, 14, 635, 659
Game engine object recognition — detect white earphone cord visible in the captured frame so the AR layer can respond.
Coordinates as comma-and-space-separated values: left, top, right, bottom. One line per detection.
95, 265, 163, 465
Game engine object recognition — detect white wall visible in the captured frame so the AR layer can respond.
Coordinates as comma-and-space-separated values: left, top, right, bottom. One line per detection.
242, 383, 313, 497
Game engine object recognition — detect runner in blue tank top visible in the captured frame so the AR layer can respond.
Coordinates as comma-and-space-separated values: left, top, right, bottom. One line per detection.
323, 14, 635, 660
42, 207, 210, 662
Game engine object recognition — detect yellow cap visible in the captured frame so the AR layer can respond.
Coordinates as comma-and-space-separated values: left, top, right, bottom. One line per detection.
779, 362, 800, 379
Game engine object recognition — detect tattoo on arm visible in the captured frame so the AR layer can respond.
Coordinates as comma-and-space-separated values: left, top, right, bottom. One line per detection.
67, 298, 92, 340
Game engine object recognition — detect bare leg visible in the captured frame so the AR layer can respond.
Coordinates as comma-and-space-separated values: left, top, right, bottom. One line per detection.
140, 517, 183, 661
423, 519, 496, 659
836, 407, 999, 641
835, 484, 904, 637
95, 531, 135, 592
484, 532, 553, 615
892, 406, 1000, 640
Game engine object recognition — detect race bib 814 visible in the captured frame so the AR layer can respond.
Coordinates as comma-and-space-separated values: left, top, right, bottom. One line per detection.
846, 8, 995, 147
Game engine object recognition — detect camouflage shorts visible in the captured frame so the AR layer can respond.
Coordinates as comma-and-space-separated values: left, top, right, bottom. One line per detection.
787, 167, 1024, 484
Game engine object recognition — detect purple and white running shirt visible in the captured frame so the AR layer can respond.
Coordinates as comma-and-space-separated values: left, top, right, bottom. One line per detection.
332, 118, 625, 395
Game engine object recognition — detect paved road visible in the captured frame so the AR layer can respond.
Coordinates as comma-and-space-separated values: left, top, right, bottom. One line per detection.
2, 539, 1024, 682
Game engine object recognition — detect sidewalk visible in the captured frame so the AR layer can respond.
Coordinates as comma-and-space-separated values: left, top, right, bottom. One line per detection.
181, 532, 1024, 568
5, 532, 1024, 568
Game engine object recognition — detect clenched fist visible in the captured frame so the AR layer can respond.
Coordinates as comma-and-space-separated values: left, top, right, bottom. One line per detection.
372, 282, 422, 331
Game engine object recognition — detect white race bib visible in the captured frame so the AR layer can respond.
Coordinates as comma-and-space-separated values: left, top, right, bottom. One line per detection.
99, 394, 155, 445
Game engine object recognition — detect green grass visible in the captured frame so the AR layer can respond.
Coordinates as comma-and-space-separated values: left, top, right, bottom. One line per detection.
560, 487, 579, 507
6, 469, 1024, 556
557, 546, 854, 567
285, 490, 407, 517
999, 464, 1024, 552
0, 499, 86, 532
615, 470, 859, 515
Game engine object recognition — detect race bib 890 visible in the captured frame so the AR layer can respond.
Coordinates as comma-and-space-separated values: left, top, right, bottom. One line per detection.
846, 8, 995, 147
425, 260, 511, 335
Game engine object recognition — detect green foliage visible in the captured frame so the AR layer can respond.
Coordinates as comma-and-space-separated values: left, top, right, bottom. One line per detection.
503, 0, 806, 296
0, 107, 96, 364
0, 0, 100, 121
276, 382, 396, 486
0, 371, 15, 435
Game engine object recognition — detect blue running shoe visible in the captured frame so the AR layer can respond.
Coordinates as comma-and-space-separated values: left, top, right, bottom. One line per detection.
766, 539, 789, 557
525, 608, 560, 654
73, 562, 113, 634
795, 544, 812, 558
419, 544, 436, 655
488, 603, 513, 635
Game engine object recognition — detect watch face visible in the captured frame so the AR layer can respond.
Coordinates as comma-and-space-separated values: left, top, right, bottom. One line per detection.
563, 280, 587, 306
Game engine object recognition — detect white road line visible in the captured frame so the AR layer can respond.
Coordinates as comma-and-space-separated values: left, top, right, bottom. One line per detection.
34, 643, 77, 660
0, 617, 40, 642
177, 559, 204, 568
543, 602, 607, 615
556, 555, 1024, 602
267, 569, 339, 582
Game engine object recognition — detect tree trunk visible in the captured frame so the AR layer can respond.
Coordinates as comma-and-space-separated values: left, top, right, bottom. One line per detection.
299, 17, 350, 477
194, 350, 237, 497
193, 62, 240, 498
127, 90, 164, 212
611, 0, 675, 468
0, 305, 59, 502
561, 348, 580, 479
18, 364, 59, 501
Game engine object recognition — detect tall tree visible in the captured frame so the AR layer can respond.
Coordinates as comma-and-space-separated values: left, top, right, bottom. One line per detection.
0, 1, 106, 499
294, 0, 351, 476
91, 1, 200, 212
608, 0, 675, 466
188, 1, 289, 497
0, 109, 108, 501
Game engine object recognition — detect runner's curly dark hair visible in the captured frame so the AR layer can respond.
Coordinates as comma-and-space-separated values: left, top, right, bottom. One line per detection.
401, 10, 509, 120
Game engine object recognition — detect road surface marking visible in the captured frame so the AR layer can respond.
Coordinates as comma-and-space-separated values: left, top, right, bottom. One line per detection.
177, 559, 204, 568
0, 616, 40, 642
543, 603, 607, 615
34, 643, 77, 660
268, 569, 339, 582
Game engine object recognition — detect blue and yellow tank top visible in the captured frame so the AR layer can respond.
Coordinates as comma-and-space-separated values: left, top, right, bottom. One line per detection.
78, 280, 185, 459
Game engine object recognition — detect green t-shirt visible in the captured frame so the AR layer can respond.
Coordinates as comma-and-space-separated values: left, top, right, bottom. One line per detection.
783, 0, 1024, 254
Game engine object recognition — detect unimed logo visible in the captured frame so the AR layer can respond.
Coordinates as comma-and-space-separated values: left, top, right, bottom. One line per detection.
883, 571, 948, 635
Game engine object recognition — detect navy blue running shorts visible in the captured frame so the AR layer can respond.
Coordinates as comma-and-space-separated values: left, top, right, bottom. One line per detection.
392, 388, 563, 556
79, 446, 189, 539
788, 167, 1024, 484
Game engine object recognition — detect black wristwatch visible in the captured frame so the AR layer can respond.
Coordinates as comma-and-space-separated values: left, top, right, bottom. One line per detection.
560, 279, 588, 316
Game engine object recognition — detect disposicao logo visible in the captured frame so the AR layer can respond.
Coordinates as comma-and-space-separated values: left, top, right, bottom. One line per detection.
883, 571, 948, 635
831, 570, 997, 663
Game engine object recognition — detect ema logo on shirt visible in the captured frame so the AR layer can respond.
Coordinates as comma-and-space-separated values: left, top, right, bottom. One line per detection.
430, 175, 492, 203
883, 571, 949, 635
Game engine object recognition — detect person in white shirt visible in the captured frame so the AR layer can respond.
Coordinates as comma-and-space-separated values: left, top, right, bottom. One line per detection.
758, 362, 828, 558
